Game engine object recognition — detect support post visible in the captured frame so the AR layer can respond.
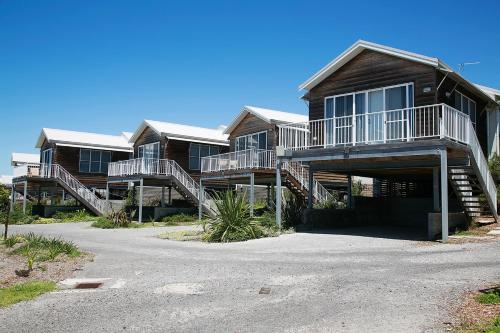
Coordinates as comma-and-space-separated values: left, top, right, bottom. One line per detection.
138, 179, 144, 223
10, 184, 15, 211
266, 184, 271, 208
276, 160, 282, 228
23, 181, 28, 214
433, 167, 440, 212
198, 179, 203, 221
161, 185, 165, 208
347, 174, 352, 209
105, 183, 110, 204
307, 167, 313, 209
440, 149, 448, 241
249, 173, 254, 217
168, 186, 172, 205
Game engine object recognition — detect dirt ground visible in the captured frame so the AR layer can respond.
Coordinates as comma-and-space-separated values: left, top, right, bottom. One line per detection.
454, 287, 500, 331
0, 245, 93, 288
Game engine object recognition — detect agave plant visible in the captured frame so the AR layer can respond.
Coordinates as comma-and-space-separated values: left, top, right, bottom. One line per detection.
107, 209, 131, 228
203, 191, 262, 242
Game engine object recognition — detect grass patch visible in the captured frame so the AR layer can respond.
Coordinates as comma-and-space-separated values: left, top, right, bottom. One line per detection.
4, 232, 81, 263
476, 288, 500, 304
157, 230, 203, 241
91, 217, 117, 229
0, 281, 57, 308
52, 210, 97, 222
460, 317, 500, 333
160, 213, 198, 225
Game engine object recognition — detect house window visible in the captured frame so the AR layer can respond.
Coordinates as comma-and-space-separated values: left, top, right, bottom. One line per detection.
137, 142, 160, 160
454, 91, 477, 128
235, 131, 267, 151
189, 143, 220, 170
324, 83, 414, 144
79, 149, 112, 174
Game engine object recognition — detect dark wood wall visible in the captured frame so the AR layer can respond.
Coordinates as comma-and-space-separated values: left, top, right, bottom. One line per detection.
228, 113, 276, 151
308, 49, 437, 120
38, 143, 130, 189
133, 127, 165, 158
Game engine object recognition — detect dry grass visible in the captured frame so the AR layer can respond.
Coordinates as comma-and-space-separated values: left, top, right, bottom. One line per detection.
455, 286, 500, 332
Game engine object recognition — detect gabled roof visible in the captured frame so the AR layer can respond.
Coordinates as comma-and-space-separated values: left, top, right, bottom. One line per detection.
299, 40, 450, 91
475, 84, 500, 101
224, 106, 308, 134
11, 153, 39, 166
299, 39, 497, 105
130, 120, 229, 146
36, 128, 133, 152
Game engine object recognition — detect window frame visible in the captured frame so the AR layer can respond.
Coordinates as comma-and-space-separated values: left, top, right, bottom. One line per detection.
137, 141, 160, 160
234, 130, 268, 151
189, 143, 220, 170
454, 90, 477, 128
79, 149, 112, 174
324, 82, 415, 119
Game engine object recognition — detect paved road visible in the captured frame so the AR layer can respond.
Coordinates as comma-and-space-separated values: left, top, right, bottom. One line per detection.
1, 223, 499, 333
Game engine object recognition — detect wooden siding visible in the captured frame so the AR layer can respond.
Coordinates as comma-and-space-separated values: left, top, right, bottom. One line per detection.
49, 146, 130, 189
228, 113, 276, 151
308, 49, 437, 121
133, 127, 165, 158
165, 139, 229, 178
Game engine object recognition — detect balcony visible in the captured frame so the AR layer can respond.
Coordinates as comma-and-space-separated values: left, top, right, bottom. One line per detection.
278, 104, 469, 150
200, 149, 275, 173
13, 163, 47, 179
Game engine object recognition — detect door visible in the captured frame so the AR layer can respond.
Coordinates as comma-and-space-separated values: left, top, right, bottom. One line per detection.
41, 149, 53, 177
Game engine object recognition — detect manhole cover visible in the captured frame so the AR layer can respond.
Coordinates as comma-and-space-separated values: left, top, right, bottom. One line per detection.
259, 287, 271, 295
75, 282, 103, 289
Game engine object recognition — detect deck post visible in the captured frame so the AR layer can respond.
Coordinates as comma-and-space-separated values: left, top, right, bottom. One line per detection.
433, 167, 440, 212
266, 184, 271, 208
198, 179, 203, 221
249, 173, 254, 217
276, 160, 282, 228
105, 182, 109, 204
347, 174, 352, 209
161, 185, 165, 208
138, 178, 144, 223
10, 184, 15, 211
440, 149, 448, 241
23, 180, 28, 214
307, 167, 313, 209
168, 186, 172, 205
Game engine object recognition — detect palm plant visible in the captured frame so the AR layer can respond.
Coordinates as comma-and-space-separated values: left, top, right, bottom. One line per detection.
203, 191, 262, 242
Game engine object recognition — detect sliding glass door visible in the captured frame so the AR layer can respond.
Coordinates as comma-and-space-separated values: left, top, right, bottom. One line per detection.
41, 149, 53, 177
324, 83, 414, 146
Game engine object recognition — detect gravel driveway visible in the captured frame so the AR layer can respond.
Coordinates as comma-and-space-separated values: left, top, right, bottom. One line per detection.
1, 222, 499, 333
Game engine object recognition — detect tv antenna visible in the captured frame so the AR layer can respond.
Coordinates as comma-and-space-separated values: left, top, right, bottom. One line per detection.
458, 61, 480, 73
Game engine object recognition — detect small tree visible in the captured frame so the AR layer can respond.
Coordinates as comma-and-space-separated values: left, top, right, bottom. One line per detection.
0, 185, 11, 240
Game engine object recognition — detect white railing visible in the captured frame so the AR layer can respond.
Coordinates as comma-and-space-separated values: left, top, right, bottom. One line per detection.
466, 121, 498, 217
278, 104, 463, 150
282, 161, 333, 203
108, 158, 217, 213
279, 103, 497, 217
13, 163, 42, 178
200, 148, 275, 173
201, 148, 332, 203
51, 164, 110, 214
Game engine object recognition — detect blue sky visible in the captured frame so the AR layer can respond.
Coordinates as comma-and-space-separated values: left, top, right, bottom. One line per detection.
1, 0, 499, 174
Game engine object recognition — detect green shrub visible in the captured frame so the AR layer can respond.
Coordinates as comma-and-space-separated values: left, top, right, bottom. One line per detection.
8, 211, 39, 225
3, 234, 23, 247
489, 153, 500, 173
314, 191, 345, 210
203, 191, 263, 242
282, 193, 304, 229
161, 213, 197, 224
91, 217, 116, 229
52, 210, 94, 222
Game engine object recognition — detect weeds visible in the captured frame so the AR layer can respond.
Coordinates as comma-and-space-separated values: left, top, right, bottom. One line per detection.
0, 281, 57, 308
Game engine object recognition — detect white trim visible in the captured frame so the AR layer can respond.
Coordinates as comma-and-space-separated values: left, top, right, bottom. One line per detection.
55, 142, 132, 152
